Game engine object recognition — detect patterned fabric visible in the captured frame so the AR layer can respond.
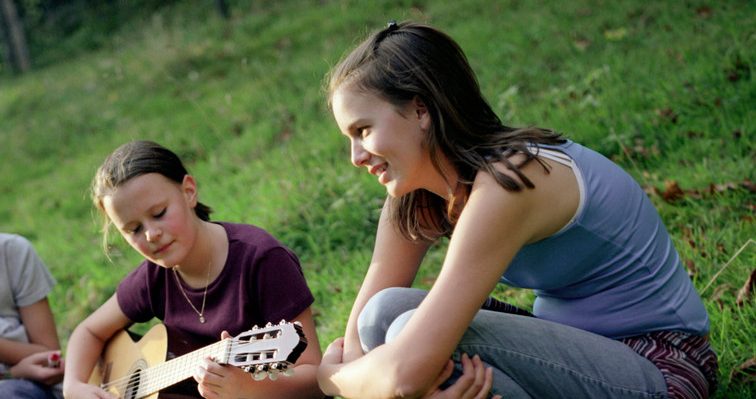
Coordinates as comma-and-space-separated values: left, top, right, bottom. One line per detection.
483, 298, 717, 398
622, 331, 718, 399
482, 296, 534, 317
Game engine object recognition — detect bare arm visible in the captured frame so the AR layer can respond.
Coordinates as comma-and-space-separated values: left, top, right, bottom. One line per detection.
342, 199, 431, 362
195, 307, 325, 399
319, 158, 579, 398
0, 298, 59, 365
62, 294, 132, 399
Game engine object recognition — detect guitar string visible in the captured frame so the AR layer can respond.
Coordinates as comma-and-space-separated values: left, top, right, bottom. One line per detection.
98, 340, 289, 394
103, 347, 283, 397
99, 340, 226, 393
97, 324, 300, 394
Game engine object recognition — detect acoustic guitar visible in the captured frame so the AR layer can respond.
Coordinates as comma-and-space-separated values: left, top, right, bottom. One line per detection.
88, 320, 307, 399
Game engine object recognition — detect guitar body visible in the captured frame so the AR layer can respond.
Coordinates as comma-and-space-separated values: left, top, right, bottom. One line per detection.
89, 324, 168, 399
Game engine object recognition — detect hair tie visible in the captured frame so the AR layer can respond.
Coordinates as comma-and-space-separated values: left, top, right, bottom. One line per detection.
374, 20, 400, 52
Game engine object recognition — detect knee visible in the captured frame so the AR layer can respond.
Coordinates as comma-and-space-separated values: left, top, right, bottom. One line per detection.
358, 287, 424, 330
357, 287, 426, 351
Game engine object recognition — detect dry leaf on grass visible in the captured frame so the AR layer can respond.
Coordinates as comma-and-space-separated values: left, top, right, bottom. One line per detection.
735, 269, 755, 307
729, 357, 756, 385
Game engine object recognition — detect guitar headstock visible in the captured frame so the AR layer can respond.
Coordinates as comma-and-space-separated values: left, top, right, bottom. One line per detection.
225, 320, 307, 381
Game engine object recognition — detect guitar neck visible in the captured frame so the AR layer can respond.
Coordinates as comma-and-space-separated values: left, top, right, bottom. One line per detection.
130, 339, 230, 398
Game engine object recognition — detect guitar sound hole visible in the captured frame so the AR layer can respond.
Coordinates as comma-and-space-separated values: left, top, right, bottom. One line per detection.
124, 369, 141, 399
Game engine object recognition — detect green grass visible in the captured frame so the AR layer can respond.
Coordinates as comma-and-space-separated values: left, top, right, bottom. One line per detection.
1, 0, 754, 396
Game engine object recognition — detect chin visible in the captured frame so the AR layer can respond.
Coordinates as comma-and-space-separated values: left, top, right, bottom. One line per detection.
385, 183, 412, 198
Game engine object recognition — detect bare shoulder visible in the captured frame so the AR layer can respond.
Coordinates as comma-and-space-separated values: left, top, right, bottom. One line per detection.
471, 153, 580, 243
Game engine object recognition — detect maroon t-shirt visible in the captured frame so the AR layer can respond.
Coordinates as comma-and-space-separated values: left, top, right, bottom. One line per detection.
117, 221, 314, 349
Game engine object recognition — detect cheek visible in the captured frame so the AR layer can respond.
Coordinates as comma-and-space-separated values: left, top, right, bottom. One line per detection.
125, 235, 149, 254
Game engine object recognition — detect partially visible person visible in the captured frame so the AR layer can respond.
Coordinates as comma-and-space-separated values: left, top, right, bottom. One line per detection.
0, 233, 65, 399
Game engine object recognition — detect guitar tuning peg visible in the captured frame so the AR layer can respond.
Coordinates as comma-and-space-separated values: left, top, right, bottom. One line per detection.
265, 322, 273, 327
252, 371, 267, 381
263, 333, 271, 339
252, 324, 259, 330
283, 367, 294, 377
279, 319, 286, 325
268, 370, 279, 381
293, 321, 302, 326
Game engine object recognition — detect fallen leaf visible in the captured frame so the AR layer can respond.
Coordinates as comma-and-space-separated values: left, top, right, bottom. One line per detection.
707, 182, 738, 194
604, 27, 628, 41
710, 284, 730, 310
574, 38, 591, 51
716, 243, 726, 254
662, 180, 685, 202
695, 6, 713, 18
656, 108, 678, 124
742, 179, 756, 193
736, 269, 755, 307
686, 130, 704, 138
684, 259, 698, 277
729, 357, 756, 385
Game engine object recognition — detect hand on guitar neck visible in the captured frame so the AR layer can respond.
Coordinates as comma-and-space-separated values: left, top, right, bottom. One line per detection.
88, 321, 307, 399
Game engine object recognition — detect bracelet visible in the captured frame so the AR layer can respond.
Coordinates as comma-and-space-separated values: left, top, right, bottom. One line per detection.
1, 368, 12, 380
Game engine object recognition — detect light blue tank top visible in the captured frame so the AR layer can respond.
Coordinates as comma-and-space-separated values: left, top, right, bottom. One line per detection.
501, 140, 709, 339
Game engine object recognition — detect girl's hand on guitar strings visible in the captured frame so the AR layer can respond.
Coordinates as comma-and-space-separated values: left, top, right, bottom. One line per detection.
62, 380, 118, 399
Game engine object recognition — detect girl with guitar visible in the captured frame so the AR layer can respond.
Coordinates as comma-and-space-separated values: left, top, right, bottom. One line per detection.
63, 140, 324, 399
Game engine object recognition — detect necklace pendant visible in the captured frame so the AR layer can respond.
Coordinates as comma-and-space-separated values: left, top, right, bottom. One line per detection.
199, 315, 206, 323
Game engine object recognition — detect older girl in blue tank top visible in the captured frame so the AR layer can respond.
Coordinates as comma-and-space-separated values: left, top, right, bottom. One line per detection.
316, 21, 716, 399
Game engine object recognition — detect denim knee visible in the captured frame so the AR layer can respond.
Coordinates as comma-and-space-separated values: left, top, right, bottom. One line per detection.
358, 287, 427, 352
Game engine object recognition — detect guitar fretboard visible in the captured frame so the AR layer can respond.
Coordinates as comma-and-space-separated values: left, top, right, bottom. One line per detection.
111, 339, 230, 398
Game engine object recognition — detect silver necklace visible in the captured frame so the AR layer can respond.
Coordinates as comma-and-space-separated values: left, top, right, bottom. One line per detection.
172, 264, 211, 323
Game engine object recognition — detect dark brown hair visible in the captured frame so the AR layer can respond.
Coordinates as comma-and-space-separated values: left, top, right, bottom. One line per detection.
327, 22, 565, 241
91, 140, 212, 251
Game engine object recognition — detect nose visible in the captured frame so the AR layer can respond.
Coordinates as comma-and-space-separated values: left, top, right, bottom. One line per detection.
145, 225, 162, 243
351, 139, 370, 167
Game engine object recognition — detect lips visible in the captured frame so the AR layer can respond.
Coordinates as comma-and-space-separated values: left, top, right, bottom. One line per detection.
154, 241, 173, 255
369, 163, 387, 177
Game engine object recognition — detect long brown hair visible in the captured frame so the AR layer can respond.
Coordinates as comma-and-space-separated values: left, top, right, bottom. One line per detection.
328, 21, 565, 241
91, 140, 213, 252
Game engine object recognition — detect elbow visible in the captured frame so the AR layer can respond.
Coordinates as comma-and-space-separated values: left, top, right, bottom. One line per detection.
393, 380, 427, 398
387, 363, 436, 398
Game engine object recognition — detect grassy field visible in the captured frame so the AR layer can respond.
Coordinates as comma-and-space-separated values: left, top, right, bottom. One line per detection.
1, 0, 753, 396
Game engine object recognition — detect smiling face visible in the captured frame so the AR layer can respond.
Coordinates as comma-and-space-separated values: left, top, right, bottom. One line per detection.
101, 173, 200, 268
332, 87, 453, 198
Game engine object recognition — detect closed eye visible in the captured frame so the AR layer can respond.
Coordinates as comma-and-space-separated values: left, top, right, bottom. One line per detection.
154, 208, 166, 218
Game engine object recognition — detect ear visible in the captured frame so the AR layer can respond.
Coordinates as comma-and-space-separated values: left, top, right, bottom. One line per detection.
181, 175, 198, 208
412, 96, 431, 131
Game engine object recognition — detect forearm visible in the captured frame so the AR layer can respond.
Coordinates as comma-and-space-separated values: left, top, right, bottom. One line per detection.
0, 338, 53, 365
342, 296, 369, 362
62, 325, 106, 390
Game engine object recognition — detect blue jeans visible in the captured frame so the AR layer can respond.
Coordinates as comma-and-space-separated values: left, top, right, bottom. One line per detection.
359, 287, 668, 398
0, 379, 62, 399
